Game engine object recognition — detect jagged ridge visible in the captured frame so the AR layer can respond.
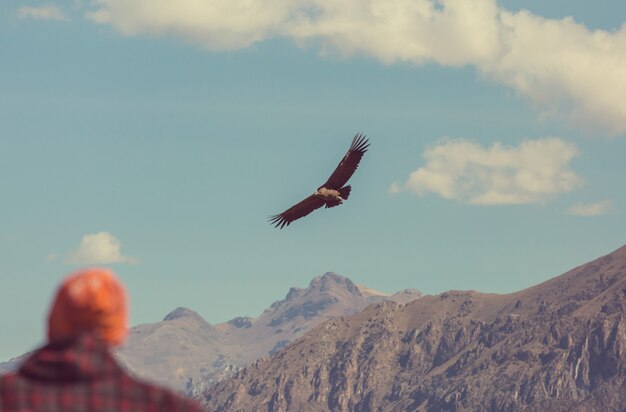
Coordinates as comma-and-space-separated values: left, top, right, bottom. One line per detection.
200, 245, 626, 412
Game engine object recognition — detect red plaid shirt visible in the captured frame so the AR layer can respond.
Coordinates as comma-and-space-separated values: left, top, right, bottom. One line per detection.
0, 334, 203, 412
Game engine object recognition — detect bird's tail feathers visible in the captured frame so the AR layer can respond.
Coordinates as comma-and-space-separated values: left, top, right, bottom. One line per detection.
339, 185, 351, 200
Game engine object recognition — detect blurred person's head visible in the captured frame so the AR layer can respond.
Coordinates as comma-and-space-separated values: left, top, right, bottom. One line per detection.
47, 268, 128, 346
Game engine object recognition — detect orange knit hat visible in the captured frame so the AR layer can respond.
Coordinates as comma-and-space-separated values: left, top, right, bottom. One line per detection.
47, 268, 128, 345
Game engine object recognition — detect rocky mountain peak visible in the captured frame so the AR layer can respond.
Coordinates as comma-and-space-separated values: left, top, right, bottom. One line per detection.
162, 307, 204, 322
227, 316, 252, 329
266, 272, 366, 316
285, 287, 302, 301
397, 288, 421, 295
308, 272, 362, 296
261, 272, 407, 332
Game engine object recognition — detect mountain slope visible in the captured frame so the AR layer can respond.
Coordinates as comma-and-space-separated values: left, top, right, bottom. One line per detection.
118, 272, 422, 392
115, 308, 243, 391
200, 245, 626, 411
225, 273, 422, 361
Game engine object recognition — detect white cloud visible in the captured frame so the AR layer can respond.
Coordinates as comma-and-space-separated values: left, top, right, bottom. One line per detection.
566, 200, 613, 216
85, 0, 503, 62
392, 137, 582, 205
286, 0, 503, 66
389, 182, 402, 195
85, 0, 626, 135
481, 11, 626, 136
66, 232, 138, 265
18, 6, 68, 21
86, 0, 297, 50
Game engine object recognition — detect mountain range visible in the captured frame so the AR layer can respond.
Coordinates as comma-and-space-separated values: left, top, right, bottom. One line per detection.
118, 272, 422, 394
199, 245, 626, 411
0, 272, 422, 394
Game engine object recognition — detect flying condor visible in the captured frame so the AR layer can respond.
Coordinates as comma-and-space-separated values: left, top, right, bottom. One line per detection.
269, 133, 370, 229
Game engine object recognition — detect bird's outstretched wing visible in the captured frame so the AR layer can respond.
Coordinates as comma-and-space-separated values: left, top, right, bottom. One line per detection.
322, 133, 370, 189
269, 194, 326, 229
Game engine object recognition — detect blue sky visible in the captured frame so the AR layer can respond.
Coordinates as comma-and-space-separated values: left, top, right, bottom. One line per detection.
1, 0, 625, 360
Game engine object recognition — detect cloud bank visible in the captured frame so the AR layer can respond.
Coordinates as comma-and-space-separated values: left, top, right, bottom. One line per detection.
85, 0, 626, 135
391, 138, 582, 205
18, 6, 68, 21
566, 200, 613, 216
66, 232, 138, 265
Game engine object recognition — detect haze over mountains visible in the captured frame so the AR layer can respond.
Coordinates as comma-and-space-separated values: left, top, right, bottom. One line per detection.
200, 245, 626, 411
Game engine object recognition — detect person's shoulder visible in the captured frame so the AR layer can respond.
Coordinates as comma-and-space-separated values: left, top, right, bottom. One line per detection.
0, 371, 29, 395
0, 371, 22, 386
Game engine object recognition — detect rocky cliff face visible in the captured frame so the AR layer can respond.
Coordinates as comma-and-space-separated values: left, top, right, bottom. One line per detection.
200, 245, 626, 412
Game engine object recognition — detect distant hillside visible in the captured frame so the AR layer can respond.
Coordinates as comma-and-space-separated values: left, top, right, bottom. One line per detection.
200, 245, 626, 411
117, 272, 421, 393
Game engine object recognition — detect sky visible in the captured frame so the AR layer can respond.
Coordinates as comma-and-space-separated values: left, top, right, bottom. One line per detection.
1, 0, 625, 360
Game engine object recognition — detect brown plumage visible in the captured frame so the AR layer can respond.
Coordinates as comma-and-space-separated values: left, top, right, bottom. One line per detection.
269, 133, 369, 229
